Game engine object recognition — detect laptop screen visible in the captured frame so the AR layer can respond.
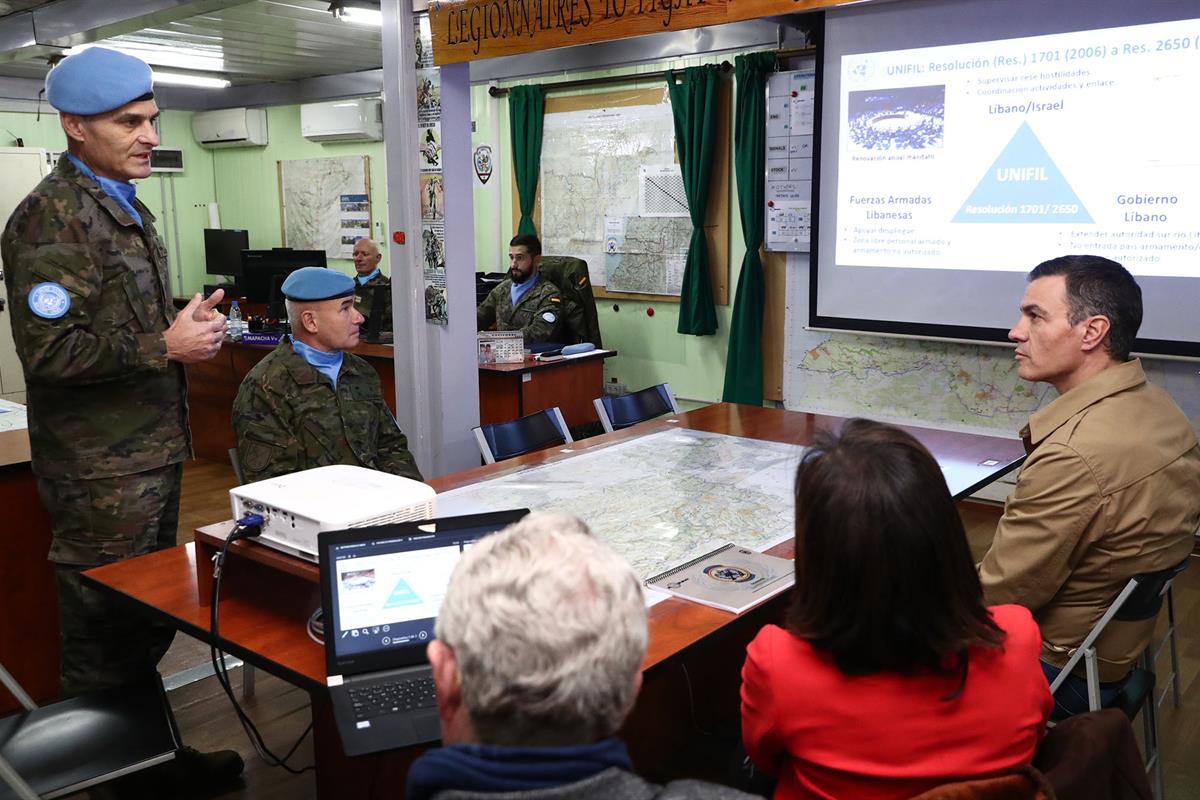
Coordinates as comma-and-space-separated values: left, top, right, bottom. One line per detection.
319, 510, 529, 677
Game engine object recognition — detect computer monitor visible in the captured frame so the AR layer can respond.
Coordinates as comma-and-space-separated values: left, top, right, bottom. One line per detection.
241, 248, 328, 303
203, 229, 249, 277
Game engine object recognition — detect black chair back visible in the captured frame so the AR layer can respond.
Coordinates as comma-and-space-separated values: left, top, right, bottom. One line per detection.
482, 410, 569, 461
1114, 559, 1189, 622
607, 385, 674, 430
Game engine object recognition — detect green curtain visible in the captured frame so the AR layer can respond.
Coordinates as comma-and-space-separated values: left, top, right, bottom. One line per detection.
722, 52, 777, 405
667, 65, 719, 336
508, 85, 545, 237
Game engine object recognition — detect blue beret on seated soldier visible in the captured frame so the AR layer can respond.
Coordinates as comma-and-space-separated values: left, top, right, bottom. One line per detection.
232, 267, 422, 484
2, 44, 242, 793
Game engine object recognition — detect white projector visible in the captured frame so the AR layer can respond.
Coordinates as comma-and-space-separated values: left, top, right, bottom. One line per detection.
229, 465, 436, 562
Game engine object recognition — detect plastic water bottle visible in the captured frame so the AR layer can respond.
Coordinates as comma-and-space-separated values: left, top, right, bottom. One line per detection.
228, 300, 243, 342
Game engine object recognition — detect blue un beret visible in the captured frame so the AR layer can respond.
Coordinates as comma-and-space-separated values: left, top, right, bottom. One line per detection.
281, 267, 355, 301
46, 47, 154, 115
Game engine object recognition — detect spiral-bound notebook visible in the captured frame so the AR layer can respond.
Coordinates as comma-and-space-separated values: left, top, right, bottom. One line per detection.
644, 544, 794, 614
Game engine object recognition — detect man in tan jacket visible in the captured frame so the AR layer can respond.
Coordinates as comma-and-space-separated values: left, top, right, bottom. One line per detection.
980, 255, 1200, 716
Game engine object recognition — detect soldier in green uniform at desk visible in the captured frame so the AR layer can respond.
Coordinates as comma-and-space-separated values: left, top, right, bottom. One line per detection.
477, 233, 581, 346
351, 236, 390, 334
233, 267, 422, 484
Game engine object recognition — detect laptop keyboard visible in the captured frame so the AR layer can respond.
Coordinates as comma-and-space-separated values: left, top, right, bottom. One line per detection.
348, 676, 437, 720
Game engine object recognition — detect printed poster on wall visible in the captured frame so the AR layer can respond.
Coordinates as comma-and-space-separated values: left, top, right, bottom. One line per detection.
278, 155, 370, 259
416, 17, 446, 324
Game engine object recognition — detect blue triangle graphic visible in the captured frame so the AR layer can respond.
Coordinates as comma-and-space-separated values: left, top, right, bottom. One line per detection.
953, 122, 1092, 223
384, 578, 421, 608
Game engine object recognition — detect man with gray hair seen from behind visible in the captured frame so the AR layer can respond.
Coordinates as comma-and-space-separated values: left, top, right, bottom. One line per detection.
406, 513, 758, 800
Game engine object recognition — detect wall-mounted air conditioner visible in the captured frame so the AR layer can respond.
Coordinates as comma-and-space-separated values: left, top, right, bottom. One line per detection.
192, 108, 268, 149
150, 147, 185, 173
300, 98, 383, 142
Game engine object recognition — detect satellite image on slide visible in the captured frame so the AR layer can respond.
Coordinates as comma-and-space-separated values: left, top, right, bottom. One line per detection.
848, 85, 946, 150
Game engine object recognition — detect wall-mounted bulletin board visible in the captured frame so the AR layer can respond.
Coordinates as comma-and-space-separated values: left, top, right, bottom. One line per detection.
762, 52, 818, 402
514, 83, 731, 305
765, 60, 817, 253
278, 155, 371, 260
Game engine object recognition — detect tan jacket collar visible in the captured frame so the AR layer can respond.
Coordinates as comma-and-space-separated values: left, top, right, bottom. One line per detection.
1023, 359, 1147, 449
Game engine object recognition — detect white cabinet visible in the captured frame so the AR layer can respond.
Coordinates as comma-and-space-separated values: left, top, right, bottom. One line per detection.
0, 147, 51, 403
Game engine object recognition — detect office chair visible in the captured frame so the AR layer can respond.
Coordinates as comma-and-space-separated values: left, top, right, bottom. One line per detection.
1046, 557, 1189, 800
473, 408, 573, 464
0, 665, 179, 800
593, 383, 680, 433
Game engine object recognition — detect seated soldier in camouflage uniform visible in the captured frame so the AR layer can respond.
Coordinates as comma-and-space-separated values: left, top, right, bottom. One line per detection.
233, 267, 422, 484
477, 233, 583, 346
351, 236, 391, 333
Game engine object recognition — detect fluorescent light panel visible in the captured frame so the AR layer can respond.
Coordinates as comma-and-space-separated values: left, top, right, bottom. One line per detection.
152, 71, 231, 88
64, 41, 225, 73
338, 7, 382, 25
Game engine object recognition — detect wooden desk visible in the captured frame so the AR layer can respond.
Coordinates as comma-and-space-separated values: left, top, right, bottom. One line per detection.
478, 349, 617, 428
82, 405, 1025, 796
0, 428, 57, 714
186, 340, 396, 461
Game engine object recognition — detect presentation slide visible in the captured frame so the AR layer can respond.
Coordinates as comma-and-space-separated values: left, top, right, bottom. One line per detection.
836, 19, 1199, 277
814, 0, 1200, 354
335, 544, 461, 634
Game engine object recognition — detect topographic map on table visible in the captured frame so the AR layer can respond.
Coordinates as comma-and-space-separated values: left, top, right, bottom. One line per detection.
279, 155, 369, 259
436, 429, 803, 593
605, 216, 691, 295
540, 101, 679, 292
0, 398, 28, 432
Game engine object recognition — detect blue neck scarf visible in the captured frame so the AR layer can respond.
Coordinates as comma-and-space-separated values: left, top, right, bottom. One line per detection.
356, 267, 381, 285
406, 737, 632, 800
510, 273, 538, 307
291, 338, 344, 390
65, 152, 143, 228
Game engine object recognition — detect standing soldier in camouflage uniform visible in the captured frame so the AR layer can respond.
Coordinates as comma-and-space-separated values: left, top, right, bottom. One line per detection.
351, 236, 391, 334
233, 267, 422, 484
477, 233, 582, 346
1, 47, 242, 787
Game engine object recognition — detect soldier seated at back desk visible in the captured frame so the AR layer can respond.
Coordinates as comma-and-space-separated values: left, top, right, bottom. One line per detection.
233, 266, 421, 484
352, 236, 391, 336
477, 233, 581, 346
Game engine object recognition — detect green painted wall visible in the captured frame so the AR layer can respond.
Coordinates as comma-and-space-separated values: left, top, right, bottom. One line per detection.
0, 103, 387, 296
208, 104, 389, 286
470, 55, 752, 405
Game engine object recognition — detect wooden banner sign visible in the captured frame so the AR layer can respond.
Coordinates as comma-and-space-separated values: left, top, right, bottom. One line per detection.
429, 0, 862, 64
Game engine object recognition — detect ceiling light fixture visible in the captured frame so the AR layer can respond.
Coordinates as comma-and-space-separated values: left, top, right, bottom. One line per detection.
152, 71, 232, 89
64, 40, 225, 73
329, 1, 383, 26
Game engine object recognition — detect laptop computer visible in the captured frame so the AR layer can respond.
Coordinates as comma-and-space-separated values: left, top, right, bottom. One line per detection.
317, 508, 529, 756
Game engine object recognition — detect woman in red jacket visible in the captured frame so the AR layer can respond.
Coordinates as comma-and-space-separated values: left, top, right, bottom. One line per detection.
741, 419, 1052, 800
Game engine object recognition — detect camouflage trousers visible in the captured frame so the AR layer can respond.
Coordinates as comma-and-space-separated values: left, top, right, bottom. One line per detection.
37, 463, 183, 698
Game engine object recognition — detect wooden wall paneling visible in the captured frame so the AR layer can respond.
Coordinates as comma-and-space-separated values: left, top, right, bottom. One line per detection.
762, 249, 787, 402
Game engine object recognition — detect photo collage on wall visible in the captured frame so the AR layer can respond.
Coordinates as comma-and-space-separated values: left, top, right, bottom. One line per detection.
416, 15, 447, 325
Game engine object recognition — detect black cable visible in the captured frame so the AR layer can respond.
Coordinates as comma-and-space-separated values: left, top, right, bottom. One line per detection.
210, 518, 315, 774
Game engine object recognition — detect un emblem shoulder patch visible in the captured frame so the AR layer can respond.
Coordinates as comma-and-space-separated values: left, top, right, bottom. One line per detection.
28, 282, 71, 319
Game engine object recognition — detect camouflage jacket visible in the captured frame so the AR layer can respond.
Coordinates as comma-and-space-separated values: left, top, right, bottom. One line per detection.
232, 338, 422, 484
476, 275, 579, 345
354, 272, 391, 333
1, 156, 189, 479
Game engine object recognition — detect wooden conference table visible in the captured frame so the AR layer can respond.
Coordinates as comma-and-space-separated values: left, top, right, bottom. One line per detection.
81, 404, 1025, 797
